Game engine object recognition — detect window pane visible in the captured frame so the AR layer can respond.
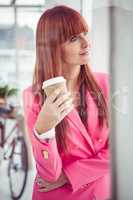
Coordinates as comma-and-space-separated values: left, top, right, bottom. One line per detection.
0, 8, 15, 86
16, 0, 45, 5
0, 8, 14, 25
0, 0, 12, 5
16, 8, 42, 89
0, 7, 43, 107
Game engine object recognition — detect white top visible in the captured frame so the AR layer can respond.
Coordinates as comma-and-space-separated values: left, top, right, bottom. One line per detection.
42, 76, 66, 89
34, 127, 55, 140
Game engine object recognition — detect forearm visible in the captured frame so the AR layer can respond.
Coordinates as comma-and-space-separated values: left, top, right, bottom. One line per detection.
63, 154, 110, 192
35, 107, 56, 134
29, 126, 62, 182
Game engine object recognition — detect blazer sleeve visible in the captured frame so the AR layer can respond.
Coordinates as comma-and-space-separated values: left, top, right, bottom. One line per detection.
63, 147, 110, 192
23, 88, 62, 182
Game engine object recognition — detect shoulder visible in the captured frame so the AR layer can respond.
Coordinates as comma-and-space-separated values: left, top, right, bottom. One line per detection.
93, 71, 110, 98
23, 85, 32, 95
93, 71, 110, 83
23, 86, 33, 105
23, 86, 41, 112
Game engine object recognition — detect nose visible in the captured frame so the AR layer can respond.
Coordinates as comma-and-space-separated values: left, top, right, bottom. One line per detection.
81, 36, 91, 49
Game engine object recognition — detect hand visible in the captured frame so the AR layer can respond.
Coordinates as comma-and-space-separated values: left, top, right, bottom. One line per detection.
35, 88, 74, 134
36, 171, 69, 192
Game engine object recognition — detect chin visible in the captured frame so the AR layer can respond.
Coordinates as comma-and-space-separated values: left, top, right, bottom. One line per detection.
80, 59, 90, 65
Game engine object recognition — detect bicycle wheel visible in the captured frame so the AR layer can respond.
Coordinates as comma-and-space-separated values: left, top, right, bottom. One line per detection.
8, 136, 28, 200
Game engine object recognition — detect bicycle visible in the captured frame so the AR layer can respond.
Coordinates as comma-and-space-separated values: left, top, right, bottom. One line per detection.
0, 104, 28, 200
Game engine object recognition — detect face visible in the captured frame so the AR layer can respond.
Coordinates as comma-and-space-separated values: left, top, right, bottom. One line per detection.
61, 31, 91, 67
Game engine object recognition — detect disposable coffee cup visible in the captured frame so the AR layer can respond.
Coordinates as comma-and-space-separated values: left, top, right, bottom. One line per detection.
42, 76, 67, 97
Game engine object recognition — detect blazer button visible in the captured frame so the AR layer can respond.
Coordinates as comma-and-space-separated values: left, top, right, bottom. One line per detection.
42, 150, 49, 159
98, 152, 102, 156
97, 138, 102, 143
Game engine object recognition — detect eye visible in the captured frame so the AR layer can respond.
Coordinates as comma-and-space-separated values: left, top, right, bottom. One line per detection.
84, 31, 89, 37
84, 31, 88, 35
70, 35, 78, 42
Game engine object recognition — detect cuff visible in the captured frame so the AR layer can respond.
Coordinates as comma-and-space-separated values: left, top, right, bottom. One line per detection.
34, 127, 56, 140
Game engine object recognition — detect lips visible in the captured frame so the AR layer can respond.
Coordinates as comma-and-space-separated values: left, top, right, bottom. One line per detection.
80, 49, 90, 55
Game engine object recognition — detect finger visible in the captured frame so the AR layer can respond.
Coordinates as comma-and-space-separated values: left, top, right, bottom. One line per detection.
37, 182, 45, 187
37, 181, 45, 187
38, 179, 67, 192
38, 187, 54, 192
58, 99, 73, 113
38, 183, 60, 192
61, 104, 74, 118
38, 184, 54, 192
37, 177, 45, 183
54, 92, 72, 107
36, 177, 45, 186
38, 187, 47, 192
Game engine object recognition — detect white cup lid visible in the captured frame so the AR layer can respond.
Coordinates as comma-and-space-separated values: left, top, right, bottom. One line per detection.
43, 76, 66, 88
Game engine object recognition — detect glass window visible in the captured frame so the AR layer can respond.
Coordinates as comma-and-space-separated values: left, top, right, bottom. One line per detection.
0, 7, 15, 85
15, 0, 45, 6
0, 0, 12, 5
16, 7, 42, 90
0, 6, 43, 106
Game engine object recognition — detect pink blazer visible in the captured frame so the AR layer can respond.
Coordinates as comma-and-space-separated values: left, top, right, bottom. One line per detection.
23, 72, 111, 200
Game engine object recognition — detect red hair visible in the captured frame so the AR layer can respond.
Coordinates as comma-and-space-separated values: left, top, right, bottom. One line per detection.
32, 5, 109, 152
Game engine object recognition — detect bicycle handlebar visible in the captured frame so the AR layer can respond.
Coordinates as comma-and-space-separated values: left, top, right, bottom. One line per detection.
0, 105, 16, 118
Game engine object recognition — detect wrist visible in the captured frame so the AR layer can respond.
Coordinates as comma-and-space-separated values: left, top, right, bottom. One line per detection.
35, 119, 55, 134
34, 127, 55, 140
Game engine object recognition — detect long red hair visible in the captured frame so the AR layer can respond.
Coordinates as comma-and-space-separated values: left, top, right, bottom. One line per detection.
32, 5, 109, 152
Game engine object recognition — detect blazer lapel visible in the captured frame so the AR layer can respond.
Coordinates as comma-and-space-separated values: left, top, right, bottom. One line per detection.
66, 108, 96, 155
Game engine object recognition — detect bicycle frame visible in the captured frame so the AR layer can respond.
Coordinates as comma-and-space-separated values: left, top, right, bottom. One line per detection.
0, 116, 21, 160
0, 110, 28, 200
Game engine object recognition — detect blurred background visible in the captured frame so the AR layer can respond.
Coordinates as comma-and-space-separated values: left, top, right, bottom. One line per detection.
0, 0, 133, 200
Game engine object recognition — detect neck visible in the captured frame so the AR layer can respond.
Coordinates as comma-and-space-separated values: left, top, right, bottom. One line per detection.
62, 65, 81, 92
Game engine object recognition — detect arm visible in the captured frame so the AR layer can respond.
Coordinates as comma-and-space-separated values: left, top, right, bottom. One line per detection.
63, 73, 110, 192
23, 88, 62, 182
63, 148, 110, 192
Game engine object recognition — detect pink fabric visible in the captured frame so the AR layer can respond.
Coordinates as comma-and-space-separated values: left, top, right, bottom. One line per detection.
23, 72, 111, 200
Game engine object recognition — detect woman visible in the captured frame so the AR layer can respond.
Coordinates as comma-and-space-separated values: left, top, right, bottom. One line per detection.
23, 5, 111, 200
